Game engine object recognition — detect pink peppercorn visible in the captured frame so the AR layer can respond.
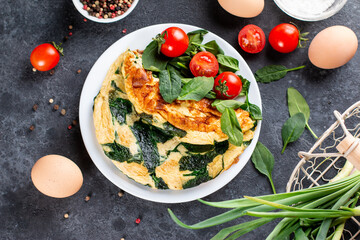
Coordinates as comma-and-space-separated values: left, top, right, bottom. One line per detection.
135, 218, 141, 224
83, 5, 87, 10
122, 29, 127, 34
68, 125, 72, 130
83, 18, 87, 22
128, 4, 131, 8
110, 5, 115, 10
69, 32, 73, 36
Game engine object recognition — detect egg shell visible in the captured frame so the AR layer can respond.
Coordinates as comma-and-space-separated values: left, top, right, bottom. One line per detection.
308, 26, 358, 69
218, 0, 264, 18
31, 155, 83, 198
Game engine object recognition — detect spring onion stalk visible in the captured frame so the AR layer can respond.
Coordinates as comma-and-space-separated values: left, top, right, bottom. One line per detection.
168, 172, 360, 239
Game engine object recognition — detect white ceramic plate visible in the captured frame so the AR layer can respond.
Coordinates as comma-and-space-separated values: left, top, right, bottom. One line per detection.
72, 0, 139, 23
79, 23, 262, 203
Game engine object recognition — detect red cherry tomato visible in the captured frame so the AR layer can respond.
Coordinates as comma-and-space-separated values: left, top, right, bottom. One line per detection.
238, 24, 266, 54
213, 72, 242, 100
269, 23, 300, 53
160, 27, 189, 58
189, 51, 219, 77
30, 43, 61, 71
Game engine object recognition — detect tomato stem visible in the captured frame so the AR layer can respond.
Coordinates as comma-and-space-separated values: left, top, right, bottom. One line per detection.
51, 42, 64, 56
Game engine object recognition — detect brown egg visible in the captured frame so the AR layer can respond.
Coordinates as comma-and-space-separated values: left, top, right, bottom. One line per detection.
308, 26, 358, 69
218, 0, 264, 18
31, 155, 83, 198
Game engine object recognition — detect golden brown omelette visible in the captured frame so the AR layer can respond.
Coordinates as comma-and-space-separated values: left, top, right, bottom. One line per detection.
93, 49, 256, 190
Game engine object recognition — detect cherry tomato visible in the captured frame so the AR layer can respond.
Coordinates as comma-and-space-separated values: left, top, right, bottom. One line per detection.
238, 24, 266, 54
160, 27, 189, 58
269, 23, 300, 53
30, 43, 61, 71
189, 51, 219, 77
213, 72, 242, 100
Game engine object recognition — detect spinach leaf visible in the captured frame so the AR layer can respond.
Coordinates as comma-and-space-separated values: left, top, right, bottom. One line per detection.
111, 80, 124, 93
159, 66, 182, 103
205, 90, 216, 99
251, 142, 276, 194
115, 67, 120, 74
183, 168, 211, 189
221, 108, 243, 146
204, 40, 224, 56
186, 29, 208, 55
178, 77, 214, 101
181, 143, 215, 153
239, 75, 250, 97
212, 99, 243, 113
240, 95, 262, 120
103, 141, 142, 164
255, 65, 305, 83
162, 122, 187, 138
109, 98, 133, 124
151, 174, 169, 189
281, 112, 306, 154
287, 87, 318, 139
142, 40, 169, 72
217, 54, 240, 73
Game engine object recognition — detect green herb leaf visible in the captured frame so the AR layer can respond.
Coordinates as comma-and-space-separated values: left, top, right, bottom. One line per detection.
205, 90, 217, 99
287, 87, 318, 139
212, 99, 243, 113
178, 77, 214, 101
240, 95, 262, 120
217, 54, 240, 73
251, 142, 276, 194
142, 40, 169, 72
221, 108, 243, 146
281, 112, 306, 154
255, 65, 305, 83
204, 40, 224, 56
186, 29, 208, 55
239, 75, 250, 97
159, 66, 182, 103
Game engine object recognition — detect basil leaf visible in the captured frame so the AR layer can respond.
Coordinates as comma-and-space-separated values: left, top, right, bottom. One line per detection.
217, 54, 240, 73
212, 99, 243, 113
178, 77, 214, 101
255, 65, 305, 83
221, 108, 243, 146
239, 75, 250, 97
204, 40, 224, 56
186, 29, 208, 54
142, 40, 169, 72
159, 67, 182, 103
281, 112, 306, 154
287, 87, 317, 139
251, 142, 276, 194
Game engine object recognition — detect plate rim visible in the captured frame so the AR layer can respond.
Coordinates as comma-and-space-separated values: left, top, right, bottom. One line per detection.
79, 23, 262, 203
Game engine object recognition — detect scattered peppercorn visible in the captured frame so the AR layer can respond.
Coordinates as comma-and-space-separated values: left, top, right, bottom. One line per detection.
85, 195, 91, 202
69, 32, 73, 36
72, 119, 78, 126
81, 0, 134, 19
68, 25, 73, 30
49, 98, 54, 104
84, 18, 88, 22
50, 69, 55, 75
53, 105, 59, 111
32, 68, 37, 72
68, 125, 72, 130
33, 104, 38, 111
77, 69, 82, 74
64, 213, 69, 219
135, 218, 141, 224
121, 238, 125, 240
118, 191, 124, 197
63, 36, 69, 42
29, 125, 35, 131
122, 29, 127, 34
61, 109, 66, 116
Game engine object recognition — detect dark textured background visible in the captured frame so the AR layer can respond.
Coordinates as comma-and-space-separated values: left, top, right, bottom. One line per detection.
1, 0, 359, 239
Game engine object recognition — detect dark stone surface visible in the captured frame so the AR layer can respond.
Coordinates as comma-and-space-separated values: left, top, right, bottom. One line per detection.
0, 0, 359, 239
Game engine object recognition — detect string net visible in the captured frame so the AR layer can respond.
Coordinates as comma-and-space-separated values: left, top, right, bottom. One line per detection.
286, 101, 360, 240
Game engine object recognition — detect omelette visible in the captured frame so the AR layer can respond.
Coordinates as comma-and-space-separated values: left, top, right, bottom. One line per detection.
93, 49, 256, 190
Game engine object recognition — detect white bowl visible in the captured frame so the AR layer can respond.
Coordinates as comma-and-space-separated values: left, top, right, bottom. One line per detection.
72, 0, 139, 23
274, 0, 348, 21
79, 23, 262, 203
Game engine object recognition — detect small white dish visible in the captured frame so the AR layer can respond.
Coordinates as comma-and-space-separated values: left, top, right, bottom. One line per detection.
72, 0, 139, 23
274, 0, 348, 21
79, 23, 262, 203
